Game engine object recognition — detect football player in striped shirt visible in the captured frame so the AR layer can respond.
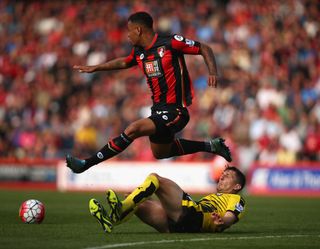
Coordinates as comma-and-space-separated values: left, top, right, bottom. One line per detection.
66, 12, 231, 173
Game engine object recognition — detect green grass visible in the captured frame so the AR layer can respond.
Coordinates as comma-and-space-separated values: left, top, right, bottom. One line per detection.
1, 190, 320, 249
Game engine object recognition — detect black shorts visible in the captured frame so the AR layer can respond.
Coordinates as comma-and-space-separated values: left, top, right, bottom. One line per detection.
148, 106, 190, 144
167, 192, 203, 233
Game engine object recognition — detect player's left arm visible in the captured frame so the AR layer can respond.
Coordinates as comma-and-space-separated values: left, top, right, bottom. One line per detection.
199, 43, 218, 88
171, 35, 218, 87
211, 211, 237, 233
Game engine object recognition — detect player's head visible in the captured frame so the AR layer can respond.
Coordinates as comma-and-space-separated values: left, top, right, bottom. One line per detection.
216, 166, 246, 194
127, 12, 153, 45
128, 12, 153, 29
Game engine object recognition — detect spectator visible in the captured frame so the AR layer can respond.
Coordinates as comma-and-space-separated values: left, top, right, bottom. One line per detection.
0, 0, 319, 169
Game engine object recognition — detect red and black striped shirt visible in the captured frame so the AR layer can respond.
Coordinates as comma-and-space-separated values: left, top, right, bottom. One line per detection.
125, 34, 201, 108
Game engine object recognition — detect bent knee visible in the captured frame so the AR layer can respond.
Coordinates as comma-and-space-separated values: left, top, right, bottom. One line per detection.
148, 173, 162, 184
125, 119, 155, 139
125, 123, 144, 139
148, 172, 160, 179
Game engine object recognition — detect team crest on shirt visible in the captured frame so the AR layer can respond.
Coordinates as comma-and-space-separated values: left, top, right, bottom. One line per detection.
174, 34, 184, 41
157, 46, 165, 58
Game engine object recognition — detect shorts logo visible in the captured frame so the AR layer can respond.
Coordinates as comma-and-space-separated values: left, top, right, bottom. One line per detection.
144, 60, 162, 77
97, 152, 104, 159
140, 53, 144, 60
174, 35, 184, 41
162, 115, 168, 120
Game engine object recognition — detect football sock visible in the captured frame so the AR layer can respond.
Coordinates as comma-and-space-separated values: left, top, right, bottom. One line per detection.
120, 174, 159, 221
84, 132, 133, 167
169, 138, 211, 156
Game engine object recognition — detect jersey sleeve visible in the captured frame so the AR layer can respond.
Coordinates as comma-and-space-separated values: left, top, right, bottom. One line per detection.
171, 34, 201, 55
226, 196, 246, 220
124, 48, 138, 67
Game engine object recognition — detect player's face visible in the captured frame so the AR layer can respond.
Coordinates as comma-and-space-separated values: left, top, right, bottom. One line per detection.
216, 170, 240, 193
127, 21, 141, 46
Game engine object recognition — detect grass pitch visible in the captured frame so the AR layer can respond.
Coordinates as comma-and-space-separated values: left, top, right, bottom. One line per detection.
1, 190, 320, 249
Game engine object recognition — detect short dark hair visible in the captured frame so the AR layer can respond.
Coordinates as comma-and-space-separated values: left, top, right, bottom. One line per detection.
128, 12, 153, 29
226, 166, 246, 191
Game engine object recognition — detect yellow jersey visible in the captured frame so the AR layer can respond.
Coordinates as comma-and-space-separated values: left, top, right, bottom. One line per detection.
181, 193, 246, 232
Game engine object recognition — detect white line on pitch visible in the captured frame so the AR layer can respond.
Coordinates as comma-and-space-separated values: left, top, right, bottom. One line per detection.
84, 234, 320, 249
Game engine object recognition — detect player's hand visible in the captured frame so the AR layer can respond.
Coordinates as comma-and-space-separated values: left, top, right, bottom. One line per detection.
73, 65, 96, 73
208, 74, 218, 88
211, 212, 223, 226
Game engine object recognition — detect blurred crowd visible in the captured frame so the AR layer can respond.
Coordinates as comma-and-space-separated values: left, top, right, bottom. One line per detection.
0, 0, 319, 171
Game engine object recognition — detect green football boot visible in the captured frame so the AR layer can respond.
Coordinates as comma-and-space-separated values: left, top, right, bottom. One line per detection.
89, 198, 113, 233
66, 154, 88, 174
209, 137, 232, 162
106, 189, 122, 224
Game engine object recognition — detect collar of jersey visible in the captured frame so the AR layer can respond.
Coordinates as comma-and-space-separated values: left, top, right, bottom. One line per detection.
144, 33, 158, 51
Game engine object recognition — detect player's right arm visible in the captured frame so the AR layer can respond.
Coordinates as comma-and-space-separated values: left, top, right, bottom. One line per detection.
73, 57, 132, 73
74, 48, 138, 73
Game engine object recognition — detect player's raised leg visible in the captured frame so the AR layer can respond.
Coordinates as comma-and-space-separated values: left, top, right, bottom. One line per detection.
66, 132, 133, 173
66, 118, 156, 173
106, 173, 185, 227
151, 174, 185, 222
106, 173, 160, 225
135, 199, 170, 233
151, 137, 232, 162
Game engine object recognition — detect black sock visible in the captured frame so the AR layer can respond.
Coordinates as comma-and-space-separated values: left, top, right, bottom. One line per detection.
85, 133, 133, 167
170, 138, 211, 156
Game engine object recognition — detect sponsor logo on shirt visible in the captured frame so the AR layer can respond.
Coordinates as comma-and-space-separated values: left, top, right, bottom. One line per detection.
144, 60, 163, 77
